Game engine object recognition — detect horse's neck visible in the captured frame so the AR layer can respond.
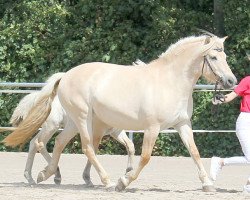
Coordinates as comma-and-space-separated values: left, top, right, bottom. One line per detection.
150, 56, 201, 95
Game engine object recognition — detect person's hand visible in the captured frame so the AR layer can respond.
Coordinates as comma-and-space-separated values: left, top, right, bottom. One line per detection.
212, 93, 225, 105
212, 98, 223, 105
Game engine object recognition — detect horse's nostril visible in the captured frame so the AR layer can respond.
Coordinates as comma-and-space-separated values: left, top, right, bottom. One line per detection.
227, 78, 235, 87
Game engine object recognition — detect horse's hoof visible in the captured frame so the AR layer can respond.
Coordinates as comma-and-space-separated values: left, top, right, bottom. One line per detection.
85, 182, 94, 187
25, 177, 36, 185
83, 175, 90, 183
202, 185, 216, 192
37, 172, 45, 183
28, 180, 36, 186
54, 176, 61, 185
84, 179, 94, 187
83, 175, 94, 187
115, 178, 126, 192
24, 171, 36, 185
105, 182, 116, 192
126, 167, 133, 173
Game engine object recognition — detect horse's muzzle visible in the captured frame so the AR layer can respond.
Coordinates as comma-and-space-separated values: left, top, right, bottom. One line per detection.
222, 76, 237, 89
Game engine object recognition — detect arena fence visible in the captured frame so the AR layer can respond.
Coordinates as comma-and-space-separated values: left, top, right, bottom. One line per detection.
0, 82, 235, 141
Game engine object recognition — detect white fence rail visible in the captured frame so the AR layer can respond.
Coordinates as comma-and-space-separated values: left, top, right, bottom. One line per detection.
0, 83, 233, 93
0, 82, 46, 94
0, 82, 235, 140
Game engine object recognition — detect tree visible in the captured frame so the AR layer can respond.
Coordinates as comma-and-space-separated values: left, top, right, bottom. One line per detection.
214, 0, 226, 36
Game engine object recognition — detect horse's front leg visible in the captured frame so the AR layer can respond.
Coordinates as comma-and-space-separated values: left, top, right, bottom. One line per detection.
115, 125, 159, 191
175, 122, 215, 192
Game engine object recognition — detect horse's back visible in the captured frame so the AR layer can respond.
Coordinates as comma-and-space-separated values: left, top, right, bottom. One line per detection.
57, 61, 190, 130
57, 62, 151, 129
58, 62, 145, 101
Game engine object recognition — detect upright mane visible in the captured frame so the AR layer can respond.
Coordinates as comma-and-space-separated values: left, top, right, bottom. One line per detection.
159, 35, 207, 59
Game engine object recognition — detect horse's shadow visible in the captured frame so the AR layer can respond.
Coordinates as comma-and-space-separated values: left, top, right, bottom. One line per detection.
126, 187, 171, 193
215, 188, 239, 193
0, 182, 241, 194
174, 187, 239, 194
0, 182, 108, 191
0, 182, 171, 193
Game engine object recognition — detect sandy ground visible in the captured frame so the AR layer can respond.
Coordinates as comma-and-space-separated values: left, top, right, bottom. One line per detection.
0, 152, 250, 200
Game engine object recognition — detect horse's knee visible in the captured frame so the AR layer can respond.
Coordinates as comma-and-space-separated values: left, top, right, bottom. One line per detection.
118, 134, 135, 155
140, 154, 151, 166
54, 136, 66, 150
28, 137, 38, 151
35, 139, 45, 152
189, 144, 200, 159
82, 146, 95, 158
128, 142, 135, 155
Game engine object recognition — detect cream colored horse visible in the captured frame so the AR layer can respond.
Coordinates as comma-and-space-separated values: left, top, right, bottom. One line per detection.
3, 73, 134, 186
3, 35, 237, 191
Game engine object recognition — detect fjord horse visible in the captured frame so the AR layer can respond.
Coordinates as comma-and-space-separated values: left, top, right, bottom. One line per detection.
3, 35, 236, 191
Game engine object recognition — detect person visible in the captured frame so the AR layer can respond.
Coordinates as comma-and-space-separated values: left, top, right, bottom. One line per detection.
210, 75, 250, 192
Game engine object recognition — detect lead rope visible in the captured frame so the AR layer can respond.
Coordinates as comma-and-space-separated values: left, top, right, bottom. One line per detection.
202, 56, 225, 118
211, 81, 225, 118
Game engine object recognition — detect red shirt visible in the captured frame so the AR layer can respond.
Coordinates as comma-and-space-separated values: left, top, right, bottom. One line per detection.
234, 76, 250, 112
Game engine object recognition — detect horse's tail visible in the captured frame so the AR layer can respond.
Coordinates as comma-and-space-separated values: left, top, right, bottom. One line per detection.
10, 92, 40, 127
0, 127, 17, 133
9, 72, 65, 127
2, 73, 64, 148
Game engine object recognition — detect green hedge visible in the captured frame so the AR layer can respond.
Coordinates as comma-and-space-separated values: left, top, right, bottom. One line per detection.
0, 0, 249, 157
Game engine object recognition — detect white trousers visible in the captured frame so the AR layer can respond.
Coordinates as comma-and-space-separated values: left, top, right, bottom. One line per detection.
224, 112, 250, 166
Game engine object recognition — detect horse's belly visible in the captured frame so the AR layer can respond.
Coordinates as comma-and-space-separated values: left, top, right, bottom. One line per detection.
93, 103, 144, 130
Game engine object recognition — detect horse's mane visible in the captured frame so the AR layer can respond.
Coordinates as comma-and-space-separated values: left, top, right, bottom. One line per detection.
159, 35, 207, 59
10, 72, 65, 126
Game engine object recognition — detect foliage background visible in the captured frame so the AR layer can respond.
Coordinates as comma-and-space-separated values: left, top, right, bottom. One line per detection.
0, 0, 249, 157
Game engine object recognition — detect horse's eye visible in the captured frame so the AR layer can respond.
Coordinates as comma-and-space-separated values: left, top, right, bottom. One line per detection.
210, 56, 217, 60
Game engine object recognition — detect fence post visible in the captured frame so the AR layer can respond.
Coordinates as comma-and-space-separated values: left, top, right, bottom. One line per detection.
128, 131, 134, 141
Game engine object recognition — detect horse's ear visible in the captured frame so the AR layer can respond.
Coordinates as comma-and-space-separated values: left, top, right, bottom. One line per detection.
204, 37, 211, 44
221, 36, 228, 42
201, 37, 215, 55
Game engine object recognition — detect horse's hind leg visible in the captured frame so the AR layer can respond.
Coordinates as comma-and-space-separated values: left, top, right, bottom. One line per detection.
24, 134, 40, 185
24, 125, 60, 185
75, 110, 114, 188
37, 121, 77, 183
175, 123, 215, 192
36, 125, 62, 185
110, 130, 135, 173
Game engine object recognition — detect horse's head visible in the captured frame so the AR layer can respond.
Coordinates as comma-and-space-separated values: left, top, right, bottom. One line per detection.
201, 36, 237, 89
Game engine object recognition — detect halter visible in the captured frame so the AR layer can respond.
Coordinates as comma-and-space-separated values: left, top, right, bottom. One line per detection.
211, 81, 225, 117
201, 55, 222, 83
201, 50, 225, 117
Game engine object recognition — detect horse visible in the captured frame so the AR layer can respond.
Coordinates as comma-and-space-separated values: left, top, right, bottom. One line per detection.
3, 73, 135, 186
3, 34, 237, 191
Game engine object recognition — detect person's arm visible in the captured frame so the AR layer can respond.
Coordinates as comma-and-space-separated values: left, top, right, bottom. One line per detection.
223, 91, 238, 103
212, 91, 238, 105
